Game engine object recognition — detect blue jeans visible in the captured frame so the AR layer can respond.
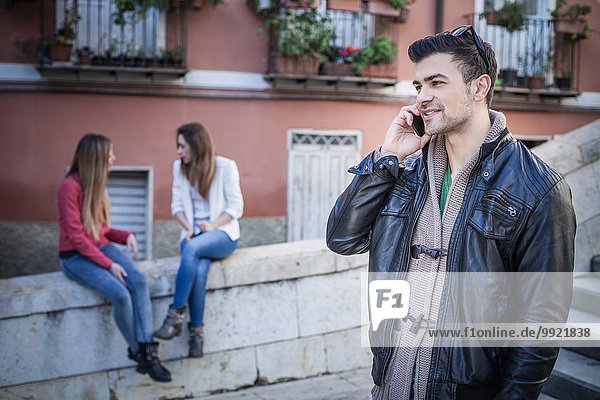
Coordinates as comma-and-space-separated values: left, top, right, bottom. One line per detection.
172, 230, 238, 326
60, 244, 154, 353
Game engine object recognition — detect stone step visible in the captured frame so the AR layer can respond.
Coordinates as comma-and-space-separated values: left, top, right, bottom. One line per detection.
542, 349, 600, 400
566, 308, 600, 361
572, 273, 600, 316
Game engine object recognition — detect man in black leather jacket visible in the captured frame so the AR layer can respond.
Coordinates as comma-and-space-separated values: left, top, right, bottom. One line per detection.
326, 26, 576, 399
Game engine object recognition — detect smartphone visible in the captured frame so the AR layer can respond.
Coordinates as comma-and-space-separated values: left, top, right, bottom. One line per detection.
411, 112, 426, 137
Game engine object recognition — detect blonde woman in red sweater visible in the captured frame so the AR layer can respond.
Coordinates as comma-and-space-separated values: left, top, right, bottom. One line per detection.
57, 133, 171, 382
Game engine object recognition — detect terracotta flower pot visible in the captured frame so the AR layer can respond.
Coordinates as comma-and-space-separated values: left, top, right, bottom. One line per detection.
50, 43, 73, 62
367, 0, 400, 17
322, 63, 355, 76
358, 63, 395, 79
285, 0, 321, 8
483, 11, 497, 25
327, 0, 362, 12
528, 76, 545, 90
275, 57, 320, 75
553, 18, 586, 35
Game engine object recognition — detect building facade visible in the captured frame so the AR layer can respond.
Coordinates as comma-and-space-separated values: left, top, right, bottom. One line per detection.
1, 0, 599, 277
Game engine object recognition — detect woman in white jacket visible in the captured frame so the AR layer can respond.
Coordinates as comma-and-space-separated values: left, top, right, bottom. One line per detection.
155, 122, 243, 357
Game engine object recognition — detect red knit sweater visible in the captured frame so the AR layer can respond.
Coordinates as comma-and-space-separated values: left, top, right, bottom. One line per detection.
57, 173, 130, 268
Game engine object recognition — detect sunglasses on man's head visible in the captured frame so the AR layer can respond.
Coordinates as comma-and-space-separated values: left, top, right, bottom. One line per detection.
447, 25, 490, 74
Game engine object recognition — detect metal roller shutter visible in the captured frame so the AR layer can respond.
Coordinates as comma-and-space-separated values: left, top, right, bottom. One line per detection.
107, 166, 153, 260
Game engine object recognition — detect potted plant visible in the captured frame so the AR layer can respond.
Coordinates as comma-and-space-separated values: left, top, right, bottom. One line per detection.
495, 1, 527, 33
273, 9, 335, 74
327, 0, 362, 13
520, 50, 549, 89
322, 45, 360, 76
352, 34, 397, 78
76, 46, 94, 64
498, 68, 517, 86
482, 0, 497, 25
285, 0, 321, 9
50, 3, 80, 62
113, 0, 169, 27
553, 42, 574, 90
367, 0, 410, 21
551, 0, 592, 41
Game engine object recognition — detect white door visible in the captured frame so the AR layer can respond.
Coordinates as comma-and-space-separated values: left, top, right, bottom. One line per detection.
287, 129, 362, 241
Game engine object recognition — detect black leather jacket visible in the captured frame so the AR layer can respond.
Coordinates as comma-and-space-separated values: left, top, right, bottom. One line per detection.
326, 129, 576, 399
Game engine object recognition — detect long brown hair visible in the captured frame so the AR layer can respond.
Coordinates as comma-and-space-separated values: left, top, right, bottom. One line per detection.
177, 123, 216, 199
68, 133, 112, 240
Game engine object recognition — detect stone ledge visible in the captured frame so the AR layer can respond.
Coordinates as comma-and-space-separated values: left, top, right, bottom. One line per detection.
0, 240, 368, 320
0, 241, 368, 388
0, 327, 370, 400
533, 118, 600, 176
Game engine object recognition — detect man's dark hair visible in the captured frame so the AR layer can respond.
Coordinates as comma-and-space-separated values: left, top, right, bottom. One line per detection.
408, 31, 497, 107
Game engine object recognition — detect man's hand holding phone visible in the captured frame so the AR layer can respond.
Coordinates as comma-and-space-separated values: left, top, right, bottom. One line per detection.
380, 105, 431, 162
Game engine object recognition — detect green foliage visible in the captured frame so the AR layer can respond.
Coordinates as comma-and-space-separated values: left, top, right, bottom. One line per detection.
551, 0, 591, 19
352, 34, 396, 73
390, 0, 408, 9
112, 0, 169, 26
56, 2, 80, 44
551, 0, 592, 41
273, 9, 336, 60
518, 49, 550, 77
495, 1, 527, 32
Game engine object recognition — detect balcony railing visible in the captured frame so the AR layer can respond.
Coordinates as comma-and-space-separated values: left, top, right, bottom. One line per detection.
266, 2, 400, 85
38, 0, 189, 79
468, 12, 581, 95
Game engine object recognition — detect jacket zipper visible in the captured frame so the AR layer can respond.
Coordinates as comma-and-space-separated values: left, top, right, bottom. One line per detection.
427, 153, 491, 395
379, 167, 430, 385
425, 136, 510, 396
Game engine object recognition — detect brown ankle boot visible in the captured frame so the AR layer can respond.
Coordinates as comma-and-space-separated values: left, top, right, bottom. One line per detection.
188, 323, 204, 358
154, 305, 186, 340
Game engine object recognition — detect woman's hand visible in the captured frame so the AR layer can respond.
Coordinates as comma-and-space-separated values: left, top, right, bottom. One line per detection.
197, 221, 215, 232
381, 105, 432, 161
109, 263, 128, 286
126, 233, 139, 259
185, 229, 195, 240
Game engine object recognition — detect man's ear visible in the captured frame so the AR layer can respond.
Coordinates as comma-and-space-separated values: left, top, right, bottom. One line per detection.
472, 74, 492, 103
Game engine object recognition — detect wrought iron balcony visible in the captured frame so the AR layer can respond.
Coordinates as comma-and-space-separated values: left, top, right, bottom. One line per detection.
265, 2, 400, 87
467, 12, 582, 97
38, 0, 189, 80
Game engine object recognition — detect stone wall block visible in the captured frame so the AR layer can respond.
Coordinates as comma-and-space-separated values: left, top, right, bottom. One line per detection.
223, 241, 335, 287
297, 269, 362, 336
324, 328, 372, 373
256, 335, 327, 382
108, 347, 257, 400
0, 372, 109, 400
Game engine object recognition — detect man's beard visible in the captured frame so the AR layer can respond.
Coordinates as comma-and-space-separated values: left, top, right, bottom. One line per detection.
426, 95, 474, 137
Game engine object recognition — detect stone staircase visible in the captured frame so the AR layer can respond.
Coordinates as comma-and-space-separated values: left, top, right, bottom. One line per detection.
542, 273, 600, 400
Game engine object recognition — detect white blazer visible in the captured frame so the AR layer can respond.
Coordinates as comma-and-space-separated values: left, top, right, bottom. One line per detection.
171, 156, 244, 242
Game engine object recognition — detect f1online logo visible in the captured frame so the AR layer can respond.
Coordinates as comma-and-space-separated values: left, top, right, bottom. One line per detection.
369, 280, 411, 331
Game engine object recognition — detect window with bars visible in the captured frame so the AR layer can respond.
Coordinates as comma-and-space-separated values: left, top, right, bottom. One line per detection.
56, 0, 166, 57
